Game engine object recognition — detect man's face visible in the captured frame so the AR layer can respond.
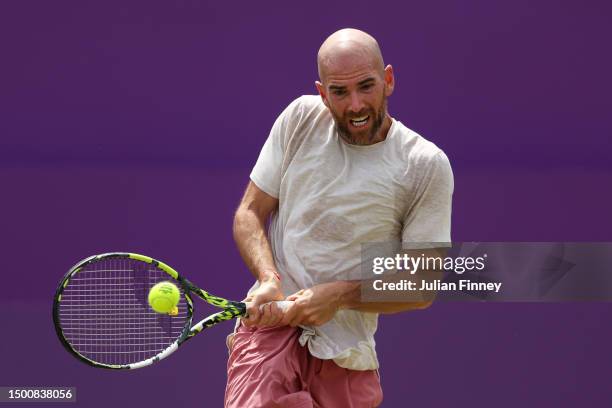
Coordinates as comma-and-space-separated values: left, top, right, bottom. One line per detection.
317, 61, 393, 144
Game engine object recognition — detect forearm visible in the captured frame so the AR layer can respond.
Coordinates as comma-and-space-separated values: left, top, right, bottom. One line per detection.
233, 206, 279, 282
337, 248, 446, 313
335, 280, 433, 314
278, 277, 433, 328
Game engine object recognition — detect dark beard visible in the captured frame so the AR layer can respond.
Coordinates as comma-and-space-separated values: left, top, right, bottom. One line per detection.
334, 97, 387, 145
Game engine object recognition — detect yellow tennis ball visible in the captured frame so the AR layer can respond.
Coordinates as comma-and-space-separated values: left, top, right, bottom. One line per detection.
148, 281, 180, 314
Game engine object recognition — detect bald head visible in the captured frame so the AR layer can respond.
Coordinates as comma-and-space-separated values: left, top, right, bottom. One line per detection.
317, 28, 384, 83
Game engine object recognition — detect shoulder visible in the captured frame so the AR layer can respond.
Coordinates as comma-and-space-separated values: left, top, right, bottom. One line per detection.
267, 95, 330, 168
272, 95, 328, 137
392, 121, 450, 166
292, 94, 326, 111
277, 94, 330, 144
389, 121, 452, 182
280, 95, 327, 122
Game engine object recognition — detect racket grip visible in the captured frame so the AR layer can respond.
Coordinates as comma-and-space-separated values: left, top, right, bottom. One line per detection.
258, 300, 292, 312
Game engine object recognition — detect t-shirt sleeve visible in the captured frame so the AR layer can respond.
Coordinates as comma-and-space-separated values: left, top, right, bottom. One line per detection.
402, 151, 454, 243
250, 98, 304, 198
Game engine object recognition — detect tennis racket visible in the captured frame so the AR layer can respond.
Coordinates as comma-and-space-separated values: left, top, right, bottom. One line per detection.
52, 252, 289, 370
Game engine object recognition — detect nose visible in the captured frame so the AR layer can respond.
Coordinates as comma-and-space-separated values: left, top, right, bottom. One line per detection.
348, 91, 365, 114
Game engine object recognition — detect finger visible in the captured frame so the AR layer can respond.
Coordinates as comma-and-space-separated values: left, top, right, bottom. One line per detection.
242, 302, 261, 327
267, 302, 285, 326
256, 303, 272, 326
241, 297, 255, 318
279, 302, 300, 327
285, 289, 304, 301
242, 317, 256, 328
268, 302, 289, 326
259, 302, 283, 327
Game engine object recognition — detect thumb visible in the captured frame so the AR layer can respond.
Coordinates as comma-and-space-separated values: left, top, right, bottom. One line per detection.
246, 301, 261, 318
286, 290, 303, 301
242, 297, 260, 326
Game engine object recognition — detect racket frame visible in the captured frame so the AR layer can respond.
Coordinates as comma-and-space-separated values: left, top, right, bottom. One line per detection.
53, 252, 246, 370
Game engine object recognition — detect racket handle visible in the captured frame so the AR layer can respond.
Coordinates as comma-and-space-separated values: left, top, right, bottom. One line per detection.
258, 300, 292, 312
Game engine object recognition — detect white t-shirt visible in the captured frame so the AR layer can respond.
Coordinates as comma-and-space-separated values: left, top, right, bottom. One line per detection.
248, 95, 453, 370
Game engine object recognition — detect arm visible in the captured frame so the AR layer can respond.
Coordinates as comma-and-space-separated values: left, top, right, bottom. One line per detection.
332, 279, 434, 313
280, 281, 432, 327
234, 181, 285, 326
280, 249, 443, 327
234, 181, 280, 282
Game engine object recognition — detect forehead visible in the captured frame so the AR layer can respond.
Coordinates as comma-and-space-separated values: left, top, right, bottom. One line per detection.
320, 48, 382, 86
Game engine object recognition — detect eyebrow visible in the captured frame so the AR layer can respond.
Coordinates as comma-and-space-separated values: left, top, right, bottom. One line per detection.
328, 77, 376, 91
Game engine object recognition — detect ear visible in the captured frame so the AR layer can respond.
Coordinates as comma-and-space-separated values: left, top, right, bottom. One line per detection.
383, 65, 395, 97
315, 81, 330, 108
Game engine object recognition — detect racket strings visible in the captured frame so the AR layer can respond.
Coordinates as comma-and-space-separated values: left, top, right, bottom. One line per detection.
58, 258, 189, 366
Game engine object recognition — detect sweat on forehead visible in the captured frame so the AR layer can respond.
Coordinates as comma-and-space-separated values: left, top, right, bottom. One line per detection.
317, 28, 384, 82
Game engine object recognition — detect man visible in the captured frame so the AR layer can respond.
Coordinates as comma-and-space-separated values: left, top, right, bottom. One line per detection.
225, 28, 453, 407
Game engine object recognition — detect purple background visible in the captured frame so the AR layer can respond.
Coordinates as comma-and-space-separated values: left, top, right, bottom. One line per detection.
1, 1, 611, 406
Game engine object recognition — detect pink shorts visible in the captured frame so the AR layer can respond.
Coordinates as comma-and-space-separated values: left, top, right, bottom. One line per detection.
225, 324, 383, 408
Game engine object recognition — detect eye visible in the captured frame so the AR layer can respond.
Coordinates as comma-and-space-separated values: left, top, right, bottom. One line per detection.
360, 83, 373, 91
332, 89, 346, 96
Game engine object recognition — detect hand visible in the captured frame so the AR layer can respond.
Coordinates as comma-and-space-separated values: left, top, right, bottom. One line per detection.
280, 282, 343, 327
242, 277, 285, 328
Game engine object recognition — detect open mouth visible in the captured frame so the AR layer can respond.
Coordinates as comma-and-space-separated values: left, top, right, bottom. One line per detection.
349, 115, 369, 128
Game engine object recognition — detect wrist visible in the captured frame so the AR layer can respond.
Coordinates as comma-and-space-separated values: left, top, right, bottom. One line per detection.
334, 280, 361, 310
258, 269, 281, 284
